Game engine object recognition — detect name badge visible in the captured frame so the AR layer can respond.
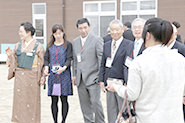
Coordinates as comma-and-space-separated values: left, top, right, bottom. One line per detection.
26, 52, 33, 56
77, 53, 81, 62
125, 56, 133, 68
106, 57, 112, 68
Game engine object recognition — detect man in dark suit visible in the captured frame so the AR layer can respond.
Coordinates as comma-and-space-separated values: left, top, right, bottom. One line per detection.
123, 22, 135, 41
99, 20, 133, 123
172, 21, 182, 43
167, 24, 185, 121
131, 18, 146, 59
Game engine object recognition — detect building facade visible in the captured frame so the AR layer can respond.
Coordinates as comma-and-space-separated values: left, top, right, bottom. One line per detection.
0, 0, 185, 61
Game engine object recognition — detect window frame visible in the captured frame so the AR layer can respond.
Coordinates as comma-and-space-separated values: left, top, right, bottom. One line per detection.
32, 3, 47, 49
83, 1, 117, 37
120, 0, 158, 23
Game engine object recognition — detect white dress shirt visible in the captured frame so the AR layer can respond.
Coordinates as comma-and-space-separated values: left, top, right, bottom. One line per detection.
114, 45, 185, 123
133, 38, 143, 58
80, 35, 88, 47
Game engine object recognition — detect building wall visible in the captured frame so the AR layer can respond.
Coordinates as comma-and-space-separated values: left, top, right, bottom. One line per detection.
0, 0, 185, 54
0, 0, 63, 53
158, 0, 185, 42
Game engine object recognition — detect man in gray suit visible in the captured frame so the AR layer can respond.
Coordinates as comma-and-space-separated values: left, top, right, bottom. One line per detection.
72, 18, 105, 123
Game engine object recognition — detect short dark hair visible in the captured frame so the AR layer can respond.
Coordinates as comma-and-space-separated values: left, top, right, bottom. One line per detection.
20, 22, 35, 36
172, 21, 181, 28
142, 17, 173, 45
76, 18, 90, 28
124, 22, 131, 28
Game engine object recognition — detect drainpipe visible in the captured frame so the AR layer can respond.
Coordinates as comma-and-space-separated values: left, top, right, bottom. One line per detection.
62, 0, 65, 27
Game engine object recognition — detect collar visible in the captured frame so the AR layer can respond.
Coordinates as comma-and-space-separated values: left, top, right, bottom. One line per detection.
80, 35, 89, 42
24, 39, 34, 47
167, 40, 176, 49
143, 44, 165, 54
112, 36, 123, 46
135, 38, 144, 44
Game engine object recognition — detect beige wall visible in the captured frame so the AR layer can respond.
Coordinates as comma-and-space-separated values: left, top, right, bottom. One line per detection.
0, 0, 63, 51
158, 0, 185, 42
0, 0, 185, 53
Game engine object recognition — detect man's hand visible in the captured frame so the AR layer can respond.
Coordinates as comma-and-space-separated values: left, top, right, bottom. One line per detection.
99, 82, 106, 93
72, 76, 76, 86
106, 83, 116, 92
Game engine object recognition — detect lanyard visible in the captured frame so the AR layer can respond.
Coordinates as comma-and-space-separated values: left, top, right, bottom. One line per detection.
130, 48, 134, 59
54, 45, 62, 84
54, 45, 62, 64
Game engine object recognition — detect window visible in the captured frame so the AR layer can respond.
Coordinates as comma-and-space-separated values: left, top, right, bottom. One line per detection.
32, 3, 46, 48
121, 0, 157, 24
83, 1, 116, 37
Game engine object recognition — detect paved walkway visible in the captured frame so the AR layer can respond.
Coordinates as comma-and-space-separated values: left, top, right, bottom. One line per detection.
0, 64, 108, 123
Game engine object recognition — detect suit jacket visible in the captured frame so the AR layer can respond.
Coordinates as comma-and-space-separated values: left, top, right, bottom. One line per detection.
172, 41, 185, 56
99, 38, 133, 85
123, 29, 135, 42
122, 41, 145, 82
176, 34, 182, 43
72, 33, 103, 86
103, 34, 112, 43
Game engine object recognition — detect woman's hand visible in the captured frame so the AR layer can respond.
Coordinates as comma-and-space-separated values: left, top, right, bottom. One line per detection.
44, 66, 50, 76
40, 76, 46, 86
56, 66, 67, 74
5, 47, 13, 57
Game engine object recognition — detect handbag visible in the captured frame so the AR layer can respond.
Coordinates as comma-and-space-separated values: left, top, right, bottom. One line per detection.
116, 91, 136, 123
52, 74, 61, 96
52, 83, 61, 96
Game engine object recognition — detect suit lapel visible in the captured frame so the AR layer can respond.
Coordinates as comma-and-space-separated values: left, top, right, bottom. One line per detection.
171, 41, 177, 49
137, 43, 145, 56
80, 34, 92, 54
112, 39, 125, 64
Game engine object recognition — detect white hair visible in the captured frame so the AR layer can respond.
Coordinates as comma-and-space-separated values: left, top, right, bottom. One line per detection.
131, 18, 146, 29
109, 19, 123, 28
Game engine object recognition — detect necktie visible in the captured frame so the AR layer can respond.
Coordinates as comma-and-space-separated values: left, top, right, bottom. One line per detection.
81, 39, 85, 47
112, 41, 116, 56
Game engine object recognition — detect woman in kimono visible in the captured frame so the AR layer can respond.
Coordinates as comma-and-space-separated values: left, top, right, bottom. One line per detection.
44, 24, 73, 123
6, 22, 45, 123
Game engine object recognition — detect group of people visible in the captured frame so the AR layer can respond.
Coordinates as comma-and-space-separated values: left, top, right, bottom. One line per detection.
6, 17, 185, 123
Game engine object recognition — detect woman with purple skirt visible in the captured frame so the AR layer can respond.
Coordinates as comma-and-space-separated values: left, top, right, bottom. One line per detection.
44, 24, 73, 123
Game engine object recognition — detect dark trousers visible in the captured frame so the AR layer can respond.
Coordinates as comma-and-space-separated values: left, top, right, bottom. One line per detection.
51, 96, 69, 123
184, 104, 185, 121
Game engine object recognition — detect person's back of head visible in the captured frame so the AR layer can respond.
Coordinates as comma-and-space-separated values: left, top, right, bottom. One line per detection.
142, 17, 173, 45
124, 22, 131, 29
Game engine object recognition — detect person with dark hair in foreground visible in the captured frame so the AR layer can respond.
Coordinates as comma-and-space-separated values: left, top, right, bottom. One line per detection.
107, 18, 185, 123
6, 22, 45, 123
